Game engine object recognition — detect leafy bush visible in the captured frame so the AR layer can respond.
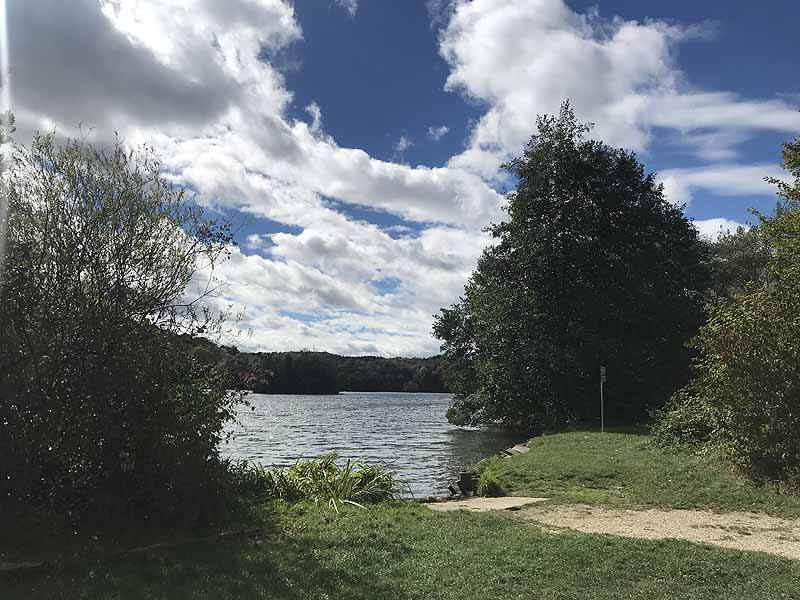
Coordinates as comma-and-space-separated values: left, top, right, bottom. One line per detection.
683, 286, 800, 483
656, 137, 800, 485
244, 454, 402, 511
0, 131, 242, 526
434, 103, 710, 429
650, 389, 715, 448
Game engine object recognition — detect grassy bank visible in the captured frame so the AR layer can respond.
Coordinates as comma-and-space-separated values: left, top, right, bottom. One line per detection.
477, 429, 800, 517
6, 431, 800, 599
5, 501, 800, 600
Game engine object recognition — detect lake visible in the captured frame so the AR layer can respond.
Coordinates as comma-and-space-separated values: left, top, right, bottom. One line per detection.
222, 391, 526, 497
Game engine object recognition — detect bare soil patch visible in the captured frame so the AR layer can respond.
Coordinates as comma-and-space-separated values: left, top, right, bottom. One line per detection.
520, 504, 800, 560
427, 497, 548, 512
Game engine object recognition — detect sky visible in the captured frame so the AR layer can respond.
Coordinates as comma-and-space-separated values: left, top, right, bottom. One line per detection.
5, 0, 800, 356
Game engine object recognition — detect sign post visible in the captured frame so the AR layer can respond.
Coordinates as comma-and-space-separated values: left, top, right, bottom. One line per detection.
600, 366, 606, 433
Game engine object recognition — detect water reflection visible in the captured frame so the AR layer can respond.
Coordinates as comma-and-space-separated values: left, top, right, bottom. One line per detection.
221, 392, 527, 497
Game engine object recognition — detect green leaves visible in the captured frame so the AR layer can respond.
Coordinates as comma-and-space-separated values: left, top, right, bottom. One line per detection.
656, 135, 800, 485
0, 132, 242, 526
434, 102, 710, 429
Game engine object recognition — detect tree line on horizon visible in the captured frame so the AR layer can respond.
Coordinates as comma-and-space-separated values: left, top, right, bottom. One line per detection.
189, 340, 450, 395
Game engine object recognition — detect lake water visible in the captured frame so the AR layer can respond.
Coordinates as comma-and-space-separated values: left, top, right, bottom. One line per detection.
221, 392, 526, 497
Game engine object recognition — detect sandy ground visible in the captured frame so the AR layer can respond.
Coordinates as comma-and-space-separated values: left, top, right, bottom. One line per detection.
427, 497, 549, 512
520, 504, 800, 560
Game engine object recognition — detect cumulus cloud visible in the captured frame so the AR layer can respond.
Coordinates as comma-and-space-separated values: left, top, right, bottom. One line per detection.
692, 218, 751, 240
9, 0, 299, 142
438, 0, 800, 179
9, 0, 794, 355
428, 125, 450, 141
8, 0, 505, 355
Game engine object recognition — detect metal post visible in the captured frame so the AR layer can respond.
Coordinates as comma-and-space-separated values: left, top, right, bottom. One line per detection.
600, 377, 604, 433
599, 366, 606, 433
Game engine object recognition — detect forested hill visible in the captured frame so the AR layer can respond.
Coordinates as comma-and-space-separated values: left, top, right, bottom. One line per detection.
188, 341, 450, 394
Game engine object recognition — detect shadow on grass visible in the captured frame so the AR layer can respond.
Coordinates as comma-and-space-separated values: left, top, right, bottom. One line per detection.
545, 421, 651, 437
2, 505, 400, 600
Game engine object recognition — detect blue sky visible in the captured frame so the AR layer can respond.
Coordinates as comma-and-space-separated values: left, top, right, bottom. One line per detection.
7, 0, 800, 356
283, 0, 798, 226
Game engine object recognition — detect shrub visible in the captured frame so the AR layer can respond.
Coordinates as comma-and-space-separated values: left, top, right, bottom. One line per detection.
650, 389, 715, 449
245, 454, 403, 511
0, 131, 242, 526
685, 287, 800, 483
657, 137, 800, 485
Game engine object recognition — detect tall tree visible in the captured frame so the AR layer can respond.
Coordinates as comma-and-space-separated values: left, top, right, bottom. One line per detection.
434, 103, 710, 429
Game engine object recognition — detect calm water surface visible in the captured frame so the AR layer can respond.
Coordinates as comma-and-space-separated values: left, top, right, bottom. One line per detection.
222, 392, 526, 497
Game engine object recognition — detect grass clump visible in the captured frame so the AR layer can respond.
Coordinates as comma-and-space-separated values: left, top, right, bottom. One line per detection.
476, 473, 506, 497
247, 453, 402, 511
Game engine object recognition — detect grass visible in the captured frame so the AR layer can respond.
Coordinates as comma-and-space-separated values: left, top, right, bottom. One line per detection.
6, 434, 800, 598
4, 502, 800, 599
476, 429, 800, 517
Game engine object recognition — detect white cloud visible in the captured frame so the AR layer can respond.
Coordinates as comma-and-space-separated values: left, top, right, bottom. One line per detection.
9, 0, 504, 355
245, 234, 273, 252
305, 102, 324, 136
438, 0, 800, 177
394, 134, 413, 153
692, 218, 750, 240
428, 125, 450, 141
658, 164, 785, 207
10, 0, 795, 356
334, 0, 359, 17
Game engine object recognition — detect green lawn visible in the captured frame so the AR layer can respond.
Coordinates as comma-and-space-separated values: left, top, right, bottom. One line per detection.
477, 430, 800, 517
6, 431, 800, 599
5, 502, 800, 600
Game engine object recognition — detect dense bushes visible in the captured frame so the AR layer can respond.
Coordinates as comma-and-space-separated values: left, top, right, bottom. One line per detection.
654, 137, 800, 485
0, 132, 242, 526
650, 389, 715, 449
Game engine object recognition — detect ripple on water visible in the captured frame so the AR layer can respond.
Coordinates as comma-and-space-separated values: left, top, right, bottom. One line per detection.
221, 391, 526, 497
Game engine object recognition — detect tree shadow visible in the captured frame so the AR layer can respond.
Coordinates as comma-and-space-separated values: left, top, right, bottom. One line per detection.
3, 506, 405, 600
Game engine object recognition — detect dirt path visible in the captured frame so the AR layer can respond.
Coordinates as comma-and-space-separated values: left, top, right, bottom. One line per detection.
519, 504, 800, 560
427, 497, 548, 512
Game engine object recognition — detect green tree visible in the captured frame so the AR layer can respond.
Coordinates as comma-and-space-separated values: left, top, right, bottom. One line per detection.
656, 137, 800, 483
0, 130, 241, 525
707, 225, 769, 306
434, 103, 710, 429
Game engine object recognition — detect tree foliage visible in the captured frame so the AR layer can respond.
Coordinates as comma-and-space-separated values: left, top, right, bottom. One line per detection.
707, 225, 769, 306
655, 137, 800, 484
0, 131, 242, 525
201, 344, 450, 394
434, 103, 710, 429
